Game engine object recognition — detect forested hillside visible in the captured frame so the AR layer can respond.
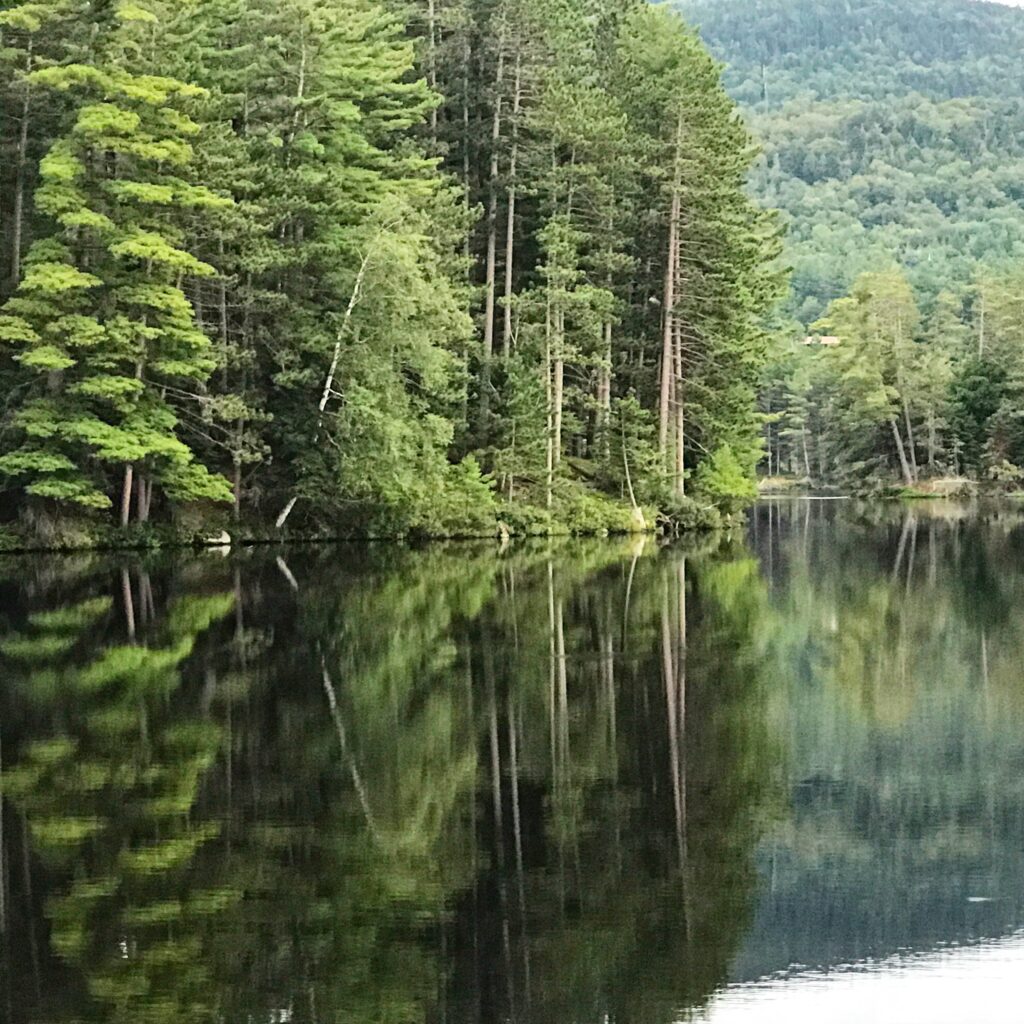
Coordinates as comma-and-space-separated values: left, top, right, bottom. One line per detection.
687, 0, 1024, 491
689, 0, 1024, 323
0, 0, 780, 546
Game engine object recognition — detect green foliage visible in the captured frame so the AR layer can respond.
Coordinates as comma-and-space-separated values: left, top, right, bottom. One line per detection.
688, 0, 1024, 322
0, 0, 778, 539
694, 444, 758, 513
409, 456, 499, 538
659, 494, 724, 533
552, 482, 645, 535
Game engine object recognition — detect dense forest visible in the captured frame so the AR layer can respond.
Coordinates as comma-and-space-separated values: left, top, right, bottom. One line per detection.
689, 0, 1024, 322
688, 0, 1024, 491
0, 0, 781, 545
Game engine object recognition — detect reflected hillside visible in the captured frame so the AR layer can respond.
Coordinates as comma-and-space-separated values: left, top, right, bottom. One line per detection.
739, 501, 1024, 980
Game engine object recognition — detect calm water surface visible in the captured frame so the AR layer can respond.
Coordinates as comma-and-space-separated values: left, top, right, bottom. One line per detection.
1, 500, 1023, 1023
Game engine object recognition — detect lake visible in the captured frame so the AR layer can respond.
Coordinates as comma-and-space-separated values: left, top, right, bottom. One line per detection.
1, 500, 1022, 1023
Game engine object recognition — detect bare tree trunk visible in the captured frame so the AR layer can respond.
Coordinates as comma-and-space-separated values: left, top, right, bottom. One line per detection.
903, 396, 919, 483
658, 188, 681, 460
120, 464, 134, 527
480, 24, 506, 425
276, 243, 377, 529
621, 411, 642, 519
288, 35, 307, 147
427, 0, 438, 144
502, 49, 522, 359
545, 311, 554, 509
598, 320, 612, 458
135, 474, 151, 524
978, 290, 986, 359
553, 309, 564, 470
673, 318, 686, 497
462, 32, 472, 264
10, 73, 31, 287
891, 418, 914, 487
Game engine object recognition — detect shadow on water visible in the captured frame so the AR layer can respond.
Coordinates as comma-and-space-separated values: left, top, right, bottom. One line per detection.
1, 505, 1023, 1022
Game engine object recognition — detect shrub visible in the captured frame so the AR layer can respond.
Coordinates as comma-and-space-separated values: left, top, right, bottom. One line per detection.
412, 456, 498, 538
693, 445, 757, 514
555, 487, 639, 535
659, 495, 722, 534
498, 501, 560, 537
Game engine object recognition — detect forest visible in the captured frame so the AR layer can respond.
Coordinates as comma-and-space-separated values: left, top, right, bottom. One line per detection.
688, 0, 1024, 491
0, 0, 781, 545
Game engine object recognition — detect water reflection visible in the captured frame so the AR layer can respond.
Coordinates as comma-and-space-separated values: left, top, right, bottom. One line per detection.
743, 501, 1024, 987
0, 505, 1022, 1022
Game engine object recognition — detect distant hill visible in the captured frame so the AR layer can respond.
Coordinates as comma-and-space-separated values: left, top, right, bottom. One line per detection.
684, 0, 1024, 322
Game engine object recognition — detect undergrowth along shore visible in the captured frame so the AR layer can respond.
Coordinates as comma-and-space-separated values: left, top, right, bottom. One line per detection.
0, 486, 739, 554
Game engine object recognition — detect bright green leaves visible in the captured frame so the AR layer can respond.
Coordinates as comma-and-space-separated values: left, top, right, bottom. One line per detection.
38, 142, 83, 184
0, 0, 781, 534
73, 101, 141, 137
0, 3, 232, 521
19, 344, 76, 370
21, 262, 100, 293
69, 374, 145, 405
114, 0, 159, 24
0, 449, 78, 475
0, 315, 40, 343
0, 437, 112, 509
110, 230, 217, 276
26, 477, 113, 509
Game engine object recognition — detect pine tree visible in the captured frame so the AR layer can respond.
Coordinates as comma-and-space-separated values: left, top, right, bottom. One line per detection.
0, 1, 233, 523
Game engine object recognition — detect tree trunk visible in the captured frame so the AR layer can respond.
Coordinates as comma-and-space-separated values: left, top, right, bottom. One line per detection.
502, 50, 522, 359
427, 0, 438, 144
891, 418, 914, 487
480, 25, 506, 426
553, 309, 564, 471
902, 397, 919, 483
673, 318, 685, 497
598, 319, 612, 458
545, 311, 554, 509
659, 113, 684, 470
978, 290, 986, 358
621, 411, 640, 512
120, 464, 134, 527
233, 461, 242, 522
462, 32, 472, 264
10, 67, 31, 287
135, 474, 151, 524
658, 189, 680, 460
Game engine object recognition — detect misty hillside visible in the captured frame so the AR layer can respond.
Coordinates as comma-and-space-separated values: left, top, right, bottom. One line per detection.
684, 0, 1024, 321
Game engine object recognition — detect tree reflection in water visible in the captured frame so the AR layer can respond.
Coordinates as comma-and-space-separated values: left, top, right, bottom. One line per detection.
4, 505, 1024, 1024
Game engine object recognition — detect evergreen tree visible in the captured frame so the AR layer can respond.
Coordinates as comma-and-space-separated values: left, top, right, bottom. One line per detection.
0, 1, 233, 523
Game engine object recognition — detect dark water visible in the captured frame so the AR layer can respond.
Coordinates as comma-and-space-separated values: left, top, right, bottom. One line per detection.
1, 501, 1023, 1023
